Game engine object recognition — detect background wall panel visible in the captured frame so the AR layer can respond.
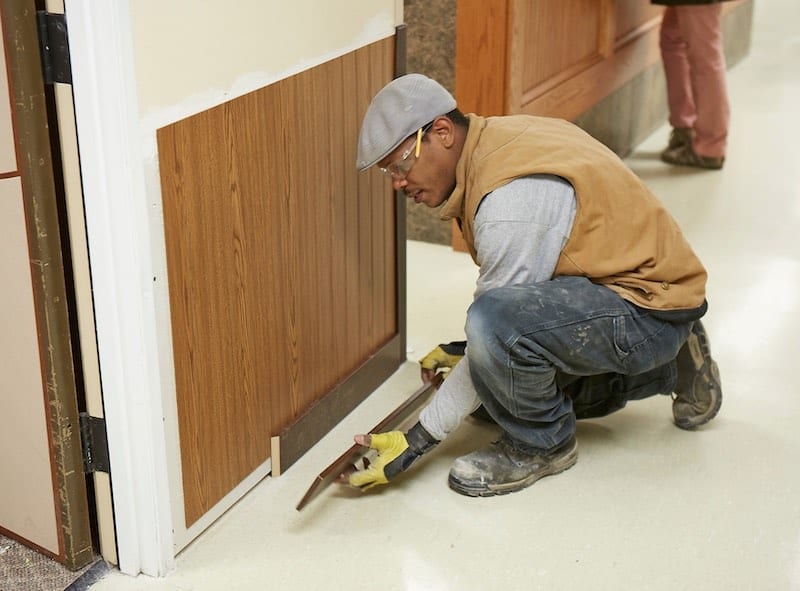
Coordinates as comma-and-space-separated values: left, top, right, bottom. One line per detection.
516, 0, 602, 95
614, 0, 663, 44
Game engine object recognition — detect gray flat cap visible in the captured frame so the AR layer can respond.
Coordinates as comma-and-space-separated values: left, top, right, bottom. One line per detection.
356, 74, 457, 171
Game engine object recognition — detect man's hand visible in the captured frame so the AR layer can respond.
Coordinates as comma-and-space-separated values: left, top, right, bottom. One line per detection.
419, 340, 467, 384
347, 422, 439, 491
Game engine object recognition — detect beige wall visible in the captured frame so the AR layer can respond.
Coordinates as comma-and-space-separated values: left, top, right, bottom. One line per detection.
129, 0, 398, 127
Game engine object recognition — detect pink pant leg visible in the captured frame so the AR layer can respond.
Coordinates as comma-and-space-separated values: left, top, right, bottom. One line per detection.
660, 5, 730, 158
660, 7, 695, 130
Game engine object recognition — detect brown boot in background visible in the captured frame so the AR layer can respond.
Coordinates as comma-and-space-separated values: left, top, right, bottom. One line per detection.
662, 143, 725, 170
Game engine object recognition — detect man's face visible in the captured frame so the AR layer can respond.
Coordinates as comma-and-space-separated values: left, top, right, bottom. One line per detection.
376, 118, 458, 208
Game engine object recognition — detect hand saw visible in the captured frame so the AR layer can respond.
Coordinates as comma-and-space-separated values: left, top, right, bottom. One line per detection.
295, 372, 443, 511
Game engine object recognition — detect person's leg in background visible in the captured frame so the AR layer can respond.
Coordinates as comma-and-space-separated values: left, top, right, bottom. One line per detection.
682, 4, 729, 159
659, 6, 696, 154
660, 4, 730, 169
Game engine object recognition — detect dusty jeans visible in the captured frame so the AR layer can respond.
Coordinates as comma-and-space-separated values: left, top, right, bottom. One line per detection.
464, 276, 691, 451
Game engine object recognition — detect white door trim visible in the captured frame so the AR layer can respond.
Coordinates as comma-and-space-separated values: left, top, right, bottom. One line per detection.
65, 0, 174, 576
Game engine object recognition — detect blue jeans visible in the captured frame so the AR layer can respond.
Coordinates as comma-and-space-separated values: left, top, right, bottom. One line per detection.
464, 276, 691, 452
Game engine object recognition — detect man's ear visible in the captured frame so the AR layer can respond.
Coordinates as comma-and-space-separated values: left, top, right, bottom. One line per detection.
430, 116, 456, 149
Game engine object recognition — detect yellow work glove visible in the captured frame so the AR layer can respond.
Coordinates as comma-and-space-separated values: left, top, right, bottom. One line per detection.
348, 422, 439, 491
419, 340, 467, 382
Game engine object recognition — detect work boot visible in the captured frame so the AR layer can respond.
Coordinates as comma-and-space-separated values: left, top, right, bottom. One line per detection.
448, 435, 578, 497
661, 143, 725, 170
672, 321, 722, 429
662, 127, 693, 156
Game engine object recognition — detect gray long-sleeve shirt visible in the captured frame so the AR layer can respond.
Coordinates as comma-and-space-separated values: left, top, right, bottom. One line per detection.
419, 174, 576, 440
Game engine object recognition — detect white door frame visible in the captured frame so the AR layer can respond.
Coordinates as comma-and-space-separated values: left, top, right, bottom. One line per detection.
65, 0, 174, 577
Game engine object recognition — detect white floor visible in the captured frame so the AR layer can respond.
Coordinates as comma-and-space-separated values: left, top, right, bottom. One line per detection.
89, 2, 800, 590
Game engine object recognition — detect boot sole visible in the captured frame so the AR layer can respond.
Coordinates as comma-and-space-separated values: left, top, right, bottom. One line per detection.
447, 441, 579, 498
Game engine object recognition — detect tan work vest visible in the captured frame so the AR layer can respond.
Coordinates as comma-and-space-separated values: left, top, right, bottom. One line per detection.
440, 114, 707, 311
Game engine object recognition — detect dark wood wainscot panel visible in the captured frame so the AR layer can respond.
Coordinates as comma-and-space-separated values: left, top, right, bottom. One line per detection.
157, 37, 403, 526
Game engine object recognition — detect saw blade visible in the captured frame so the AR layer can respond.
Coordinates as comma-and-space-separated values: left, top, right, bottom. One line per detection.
295, 373, 443, 511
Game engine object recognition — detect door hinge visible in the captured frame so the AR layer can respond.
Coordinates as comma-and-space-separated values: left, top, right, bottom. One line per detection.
36, 11, 72, 85
79, 413, 110, 474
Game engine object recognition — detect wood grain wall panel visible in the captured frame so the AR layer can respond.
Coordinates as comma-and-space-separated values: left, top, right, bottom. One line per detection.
157, 38, 397, 526
341, 51, 362, 362
273, 38, 404, 474
455, 0, 509, 115
514, 0, 601, 94
323, 57, 349, 390
614, 0, 663, 47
